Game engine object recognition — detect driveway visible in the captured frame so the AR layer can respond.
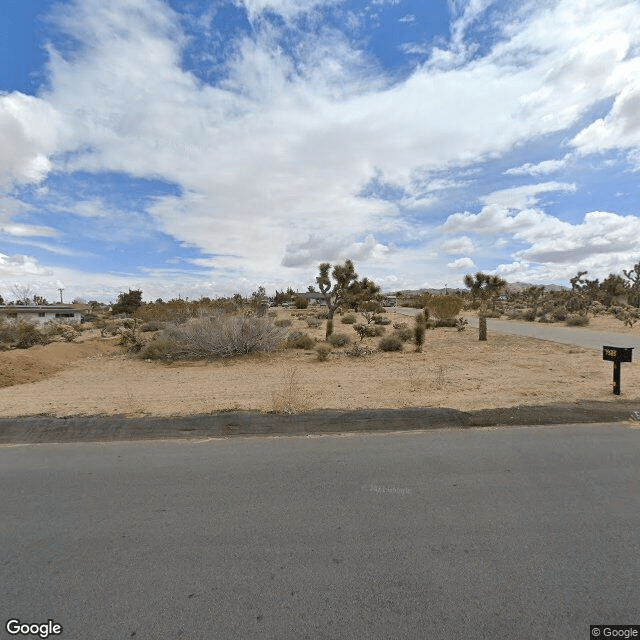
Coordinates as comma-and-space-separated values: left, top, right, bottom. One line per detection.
395, 307, 639, 351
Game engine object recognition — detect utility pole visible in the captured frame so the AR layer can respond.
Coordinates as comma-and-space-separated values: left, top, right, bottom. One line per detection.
58, 288, 64, 304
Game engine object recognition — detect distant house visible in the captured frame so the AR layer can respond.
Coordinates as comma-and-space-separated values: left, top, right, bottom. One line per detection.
383, 295, 397, 307
302, 291, 326, 305
0, 304, 85, 325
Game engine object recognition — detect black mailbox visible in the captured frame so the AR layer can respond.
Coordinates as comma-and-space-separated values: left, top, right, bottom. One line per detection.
603, 346, 633, 363
603, 346, 633, 395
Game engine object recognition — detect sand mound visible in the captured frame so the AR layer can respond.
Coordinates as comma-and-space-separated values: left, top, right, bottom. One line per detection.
0, 333, 119, 389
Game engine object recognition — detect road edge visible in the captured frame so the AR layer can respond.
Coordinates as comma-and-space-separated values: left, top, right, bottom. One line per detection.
1, 400, 639, 444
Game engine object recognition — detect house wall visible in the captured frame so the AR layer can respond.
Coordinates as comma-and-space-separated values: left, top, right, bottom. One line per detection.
0, 308, 83, 325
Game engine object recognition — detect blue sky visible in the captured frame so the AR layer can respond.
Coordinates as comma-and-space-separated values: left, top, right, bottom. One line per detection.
1, 0, 640, 302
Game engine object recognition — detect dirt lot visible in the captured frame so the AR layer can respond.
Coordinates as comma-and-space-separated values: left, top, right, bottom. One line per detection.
0, 309, 638, 418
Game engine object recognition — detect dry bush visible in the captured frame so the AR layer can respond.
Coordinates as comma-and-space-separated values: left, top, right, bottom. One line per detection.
432, 365, 446, 390
316, 344, 332, 361
353, 324, 385, 340
565, 313, 589, 326
341, 314, 357, 324
344, 344, 372, 357
394, 326, 413, 342
426, 294, 463, 321
275, 318, 292, 327
44, 321, 80, 342
0, 320, 56, 349
379, 335, 403, 351
306, 317, 322, 328
286, 331, 315, 349
141, 313, 287, 360
328, 333, 352, 347
270, 367, 306, 414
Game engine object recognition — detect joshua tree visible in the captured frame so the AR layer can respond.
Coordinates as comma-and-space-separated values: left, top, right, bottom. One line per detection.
623, 261, 640, 307
315, 260, 382, 339
316, 260, 359, 339
464, 272, 506, 341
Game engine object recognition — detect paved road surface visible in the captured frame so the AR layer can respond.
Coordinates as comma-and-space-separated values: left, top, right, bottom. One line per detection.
2, 424, 639, 639
396, 307, 639, 351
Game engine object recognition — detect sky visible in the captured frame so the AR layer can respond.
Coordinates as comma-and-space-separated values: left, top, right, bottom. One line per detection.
1, 0, 640, 302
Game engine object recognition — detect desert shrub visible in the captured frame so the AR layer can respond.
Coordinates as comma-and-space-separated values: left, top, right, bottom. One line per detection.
552, 307, 567, 321
353, 324, 385, 340
373, 315, 391, 325
316, 344, 332, 361
507, 309, 525, 320
316, 310, 328, 319
275, 318, 292, 327
15, 321, 49, 349
306, 317, 322, 328
523, 309, 536, 322
293, 296, 309, 309
44, 321, 80, 342
565, 313, 589, 326
341, 314, 357, 324
435, 318, 458, 328
140, 320, 163, 332
485, 309, 502, 318
286, 331, 315, 349
426, 294, 463, 321
139, 338, 180, 360
414, 313, 426, 351
344, 344, 371, 357
328, 333, 351, 347
267, 311, 277, 319
456, 317, 468, 332
379, 335, 403, 352
143, 313, 287, 360
394, 326, 413, 342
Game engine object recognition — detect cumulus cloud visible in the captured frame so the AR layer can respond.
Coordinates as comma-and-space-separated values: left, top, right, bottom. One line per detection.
443, 181, 640, 282
447, 257, 475, 270
0, 93, 63, 186
441, 236, 476, 254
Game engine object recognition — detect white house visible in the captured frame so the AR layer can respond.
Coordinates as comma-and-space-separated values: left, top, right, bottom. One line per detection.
0, 305, 85, 325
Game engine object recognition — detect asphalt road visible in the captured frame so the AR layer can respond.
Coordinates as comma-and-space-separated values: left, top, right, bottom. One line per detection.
2, 424, 639, 639
396, 307, 639, 351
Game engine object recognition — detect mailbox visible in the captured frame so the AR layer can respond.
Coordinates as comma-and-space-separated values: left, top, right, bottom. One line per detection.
603, 346, 633, 395
602, 346, 633, 363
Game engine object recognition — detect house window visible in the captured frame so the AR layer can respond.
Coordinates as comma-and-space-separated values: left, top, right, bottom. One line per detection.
55, 313, 75, 318
39, 312, 46, 317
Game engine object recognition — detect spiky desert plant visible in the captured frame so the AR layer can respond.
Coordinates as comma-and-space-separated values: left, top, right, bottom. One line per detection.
464, 272, 506, 341
414, 312, 426, 352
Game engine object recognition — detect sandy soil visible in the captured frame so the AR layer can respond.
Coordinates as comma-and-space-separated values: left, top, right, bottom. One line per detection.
0, 309, 638, 418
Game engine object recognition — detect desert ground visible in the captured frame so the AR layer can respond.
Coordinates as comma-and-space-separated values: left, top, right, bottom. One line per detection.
0, 308, 638, 418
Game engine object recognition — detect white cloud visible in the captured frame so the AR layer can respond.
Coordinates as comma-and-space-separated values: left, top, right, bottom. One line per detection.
235, 0, 343, 22
0, 93, 63, 186
443, 182, 577, 234
571, 73, 640, 162
505, 155, 572, 176
441, 236, 475, 254
447, 257, 475, 270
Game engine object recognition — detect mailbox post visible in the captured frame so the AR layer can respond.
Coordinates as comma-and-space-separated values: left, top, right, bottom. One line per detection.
602, 346, 633, 395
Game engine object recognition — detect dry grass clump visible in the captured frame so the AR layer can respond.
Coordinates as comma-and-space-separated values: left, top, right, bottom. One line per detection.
270, 366, 307, 413
316, 344, 332, 361
140, 313, 287, 360
328, 333, 352, 347
379, 335, 403, 351
286, 331, 315, 349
